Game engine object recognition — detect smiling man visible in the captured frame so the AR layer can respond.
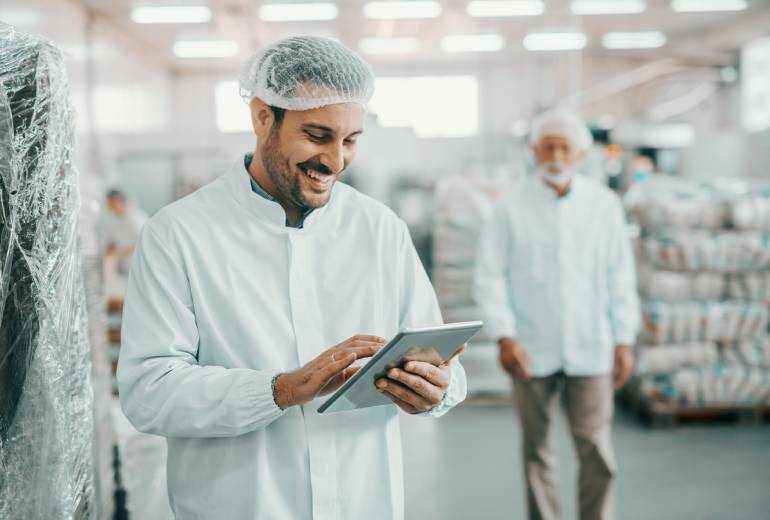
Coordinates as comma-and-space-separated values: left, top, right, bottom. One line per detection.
117, 36, 466, 519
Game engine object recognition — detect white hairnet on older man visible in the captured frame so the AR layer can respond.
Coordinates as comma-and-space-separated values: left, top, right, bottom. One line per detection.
118, 35, 466, 520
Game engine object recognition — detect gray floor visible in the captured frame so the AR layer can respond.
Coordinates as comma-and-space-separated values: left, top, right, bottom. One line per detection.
401, 399, 770, 520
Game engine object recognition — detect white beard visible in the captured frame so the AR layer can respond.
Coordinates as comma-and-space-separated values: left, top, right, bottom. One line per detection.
538, 162, 575, 188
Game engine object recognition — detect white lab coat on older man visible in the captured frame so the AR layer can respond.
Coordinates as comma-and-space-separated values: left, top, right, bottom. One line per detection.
117, 160, 466, 520
474, 173, 639, 377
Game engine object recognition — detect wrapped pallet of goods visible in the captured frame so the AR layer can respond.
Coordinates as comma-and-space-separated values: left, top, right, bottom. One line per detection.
625, 177, 770, 422
432, 174, 514, 395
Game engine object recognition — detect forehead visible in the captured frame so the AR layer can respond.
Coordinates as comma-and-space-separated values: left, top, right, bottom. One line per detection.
284, 103, 365, 133
537, 135, 573, 148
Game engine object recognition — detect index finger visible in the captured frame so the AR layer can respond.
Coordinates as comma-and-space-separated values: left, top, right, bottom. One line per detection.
402, 360, 449, 387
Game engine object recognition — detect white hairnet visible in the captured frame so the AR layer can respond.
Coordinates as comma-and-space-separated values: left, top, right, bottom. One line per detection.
239, 36, 375, 111
529, 110, 593, 153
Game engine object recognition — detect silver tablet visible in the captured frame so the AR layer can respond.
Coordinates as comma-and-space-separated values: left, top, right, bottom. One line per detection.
317, 321, 483, 414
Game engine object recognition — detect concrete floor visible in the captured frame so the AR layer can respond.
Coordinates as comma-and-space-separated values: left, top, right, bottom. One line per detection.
401, 399, 770, 520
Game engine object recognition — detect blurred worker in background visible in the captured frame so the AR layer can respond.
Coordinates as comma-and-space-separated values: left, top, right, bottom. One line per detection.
101, 189, 147, 297
474, 110, 640, 520
117, 36, 466, 519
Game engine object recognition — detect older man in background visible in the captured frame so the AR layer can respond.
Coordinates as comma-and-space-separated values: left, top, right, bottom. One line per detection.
474, 110, 640, 520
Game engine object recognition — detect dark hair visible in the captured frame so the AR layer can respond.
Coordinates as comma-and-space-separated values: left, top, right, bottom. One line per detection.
106, 189, 126, 201
270, 105, 286, 127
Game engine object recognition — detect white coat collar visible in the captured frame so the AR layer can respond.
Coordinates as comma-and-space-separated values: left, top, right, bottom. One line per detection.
224, 158, 333, 231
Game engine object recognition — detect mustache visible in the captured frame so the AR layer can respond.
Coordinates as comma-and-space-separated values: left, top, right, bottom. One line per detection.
299, 161, 334, 176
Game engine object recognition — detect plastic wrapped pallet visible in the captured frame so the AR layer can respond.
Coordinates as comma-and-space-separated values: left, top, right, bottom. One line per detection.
638, 231, 770, 272
635, 342, 719, 375
638, 365, 770, 407
0, 25, 94, 518
625, 176, 727, 231
641, 301, 770, 345
432, 174, 514, 340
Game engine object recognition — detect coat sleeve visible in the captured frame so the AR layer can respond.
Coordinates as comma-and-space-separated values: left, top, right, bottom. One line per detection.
117, 221, 285, 438
606, 197, 641, 347
473, 203, 518, 342
396, 220, 467, 418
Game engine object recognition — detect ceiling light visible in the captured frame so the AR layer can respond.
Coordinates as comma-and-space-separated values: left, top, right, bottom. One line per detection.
130, 6, 212, 24
523, 32, 587, 51
571, 1, 645, 15
441, 34, 505, 53
363, 1, 441, 20
173, 40, 239, 58
359, 37, 421, 54
467, 1, 544, 17
671, 0, 747, 12
259, 3, 338, 21
602, 31, 666, 49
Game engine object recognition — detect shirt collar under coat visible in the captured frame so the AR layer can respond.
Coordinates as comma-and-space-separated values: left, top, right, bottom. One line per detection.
224, 158, 332, 231
530, 172, 583, 202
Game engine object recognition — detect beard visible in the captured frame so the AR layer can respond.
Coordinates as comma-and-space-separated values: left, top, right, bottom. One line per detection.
538, 161, 575, 187
261, 126, 337, 211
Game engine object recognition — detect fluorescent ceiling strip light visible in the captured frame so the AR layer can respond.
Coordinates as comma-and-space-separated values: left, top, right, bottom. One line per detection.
259, 3, 338, 21
441, 34, 505, 53
363, 1, 442, 20
359, 37, 421, 54
602, 31, 666, 49
466, 1, 544, 17
671, 0, 747, 12
130, 6, 212, 24
523, 32, 587, 51
173, 39, 239, 58
571, 1, 646, 15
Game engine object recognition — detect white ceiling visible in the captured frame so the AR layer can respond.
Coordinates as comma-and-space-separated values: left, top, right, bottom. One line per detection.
76, 0, 770, 71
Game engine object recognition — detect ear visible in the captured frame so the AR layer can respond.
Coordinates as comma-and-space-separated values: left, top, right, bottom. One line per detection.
249, 97, 274, 139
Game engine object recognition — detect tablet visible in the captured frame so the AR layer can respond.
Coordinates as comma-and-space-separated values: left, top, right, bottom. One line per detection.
317, 321, 483, 414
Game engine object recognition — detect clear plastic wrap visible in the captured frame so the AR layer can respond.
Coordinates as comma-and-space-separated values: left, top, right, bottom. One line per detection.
0, 24, 94, 518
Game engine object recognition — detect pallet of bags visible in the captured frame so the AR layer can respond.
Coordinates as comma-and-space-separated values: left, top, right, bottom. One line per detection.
635, 343, 719, 375
625, 176, 727, 231
641, 301, 770, 345
432, 175, 513, 341
637, 268, 725, 302
638, 231, 770, 272
637, 365, 770, 407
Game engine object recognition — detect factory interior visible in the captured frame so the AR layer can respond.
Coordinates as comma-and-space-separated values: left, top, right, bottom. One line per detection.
1, 0, 770, 519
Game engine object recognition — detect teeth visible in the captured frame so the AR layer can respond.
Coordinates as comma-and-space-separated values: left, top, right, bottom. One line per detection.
305, 169, 331, 182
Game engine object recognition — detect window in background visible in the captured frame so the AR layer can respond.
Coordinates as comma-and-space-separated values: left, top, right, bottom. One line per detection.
368, 76, 479, 138
215, 81, 252, 133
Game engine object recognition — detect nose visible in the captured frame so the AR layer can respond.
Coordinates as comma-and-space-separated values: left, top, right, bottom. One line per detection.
320, 141, 345, 174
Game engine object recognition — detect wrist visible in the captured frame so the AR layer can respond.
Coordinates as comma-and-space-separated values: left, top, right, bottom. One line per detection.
272, 373, 294, 410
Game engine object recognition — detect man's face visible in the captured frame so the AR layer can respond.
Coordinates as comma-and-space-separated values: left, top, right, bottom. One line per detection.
533, 135, 581, 173
260, 103, 364, 211
107, 196, 127, 216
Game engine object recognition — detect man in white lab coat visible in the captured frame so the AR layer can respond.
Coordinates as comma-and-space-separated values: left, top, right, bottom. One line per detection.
474, 111, 640, 520
117, 36, 466, 520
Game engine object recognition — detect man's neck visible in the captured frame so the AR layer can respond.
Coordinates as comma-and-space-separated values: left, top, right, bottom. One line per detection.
542, 178, 571, 197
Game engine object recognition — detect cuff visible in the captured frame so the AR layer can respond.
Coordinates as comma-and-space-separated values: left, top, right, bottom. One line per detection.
242, 371, 286, 427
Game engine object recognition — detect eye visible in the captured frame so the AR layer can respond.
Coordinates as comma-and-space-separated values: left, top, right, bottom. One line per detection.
306, 131, 327, 142
344, 138, 358, 146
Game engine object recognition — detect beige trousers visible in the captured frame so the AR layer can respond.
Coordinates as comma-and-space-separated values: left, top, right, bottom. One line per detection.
514, 372, 617, 520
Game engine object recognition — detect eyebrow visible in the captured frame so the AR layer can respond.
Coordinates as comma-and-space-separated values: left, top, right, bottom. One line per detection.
303, 123, 364, 138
